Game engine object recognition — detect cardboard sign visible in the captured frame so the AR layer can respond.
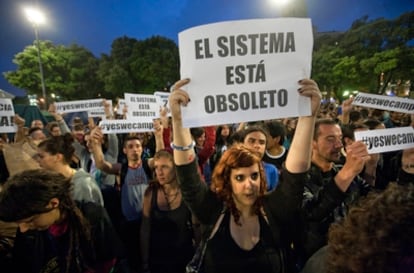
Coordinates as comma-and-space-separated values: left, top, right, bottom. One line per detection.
178, 18, 313, 127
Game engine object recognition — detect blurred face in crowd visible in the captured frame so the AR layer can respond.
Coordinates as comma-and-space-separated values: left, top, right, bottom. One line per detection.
16, 199, 60, 233
31, 120, 44, 129
313, 124, 343, 163
36, 147, 60, 170
123, 139, 142, 162
243, 131, 266, 158
72, 129, 85, 144
221, 125, 230, 138
50, 126, 61, 136
154, 156, 175, 185
195, 132, 206, 147
30, 129, 47, 144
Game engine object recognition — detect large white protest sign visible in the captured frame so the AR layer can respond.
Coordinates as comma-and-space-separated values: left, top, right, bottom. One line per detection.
99, 119, 154, 134
55, 99, 104, 114
0, 98, 16, 133
124, 93, 160, 119
352, 92, 414, 113
178, 18, 313, 127
355, 126, 414, 154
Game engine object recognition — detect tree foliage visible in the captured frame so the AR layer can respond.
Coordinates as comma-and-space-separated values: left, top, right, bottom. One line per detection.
312, 11, 414, 99
97, 35, 179, 98
4, 41, 102, 100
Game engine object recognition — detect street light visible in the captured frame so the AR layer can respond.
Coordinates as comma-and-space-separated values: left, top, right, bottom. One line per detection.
24, 7, 47, 110
268, 0, 308, 17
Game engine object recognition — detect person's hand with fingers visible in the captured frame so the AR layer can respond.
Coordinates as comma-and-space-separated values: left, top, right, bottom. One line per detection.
90, 126, 104, 145
48, 103, 64, 122
342, 141, 371, 178
153, 119, 163, 136
169, 78, 191, 122
297, 79, 322, 116
342, 97, 353, 115
14, 114, 25, 128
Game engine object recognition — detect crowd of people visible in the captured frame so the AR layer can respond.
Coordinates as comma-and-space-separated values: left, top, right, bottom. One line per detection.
0, 78, 413, 273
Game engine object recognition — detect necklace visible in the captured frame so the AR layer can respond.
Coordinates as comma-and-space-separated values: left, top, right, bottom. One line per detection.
161, 186, 180, 209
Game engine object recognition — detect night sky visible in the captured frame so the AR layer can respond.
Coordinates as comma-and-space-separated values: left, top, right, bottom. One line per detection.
1, 0, 413, 96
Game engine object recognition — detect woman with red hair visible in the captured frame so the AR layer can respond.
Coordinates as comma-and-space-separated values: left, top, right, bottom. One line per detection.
169, 78, 321, 273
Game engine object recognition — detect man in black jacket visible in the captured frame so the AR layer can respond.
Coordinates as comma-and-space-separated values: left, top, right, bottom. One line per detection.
299, 119, 373, 266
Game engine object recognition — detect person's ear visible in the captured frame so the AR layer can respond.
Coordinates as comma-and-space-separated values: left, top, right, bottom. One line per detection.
55, 153, 64, 163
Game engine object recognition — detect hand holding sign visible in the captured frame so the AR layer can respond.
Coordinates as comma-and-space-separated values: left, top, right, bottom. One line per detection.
341, 141, 371, 179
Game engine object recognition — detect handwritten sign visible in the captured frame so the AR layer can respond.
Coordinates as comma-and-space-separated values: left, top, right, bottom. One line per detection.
352, 92, 414, 113
355, 126, 414, 154
0, 98, 16, 133
178, 18, 313, 127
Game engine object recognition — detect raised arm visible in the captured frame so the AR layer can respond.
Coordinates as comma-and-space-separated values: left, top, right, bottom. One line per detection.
89, 126, 121, 175
169, 79, 196, 166
285, 79, 321, 173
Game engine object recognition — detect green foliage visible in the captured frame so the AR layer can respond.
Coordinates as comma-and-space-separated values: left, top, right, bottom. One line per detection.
4, 41, 102, 101
312, 11, 414, 99
97, 35, 179, 97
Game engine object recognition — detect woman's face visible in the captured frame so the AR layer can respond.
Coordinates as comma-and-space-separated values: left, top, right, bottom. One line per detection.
16, 202, 60, 233
36, 148, 59, 170
230, 164, 261, 209
196, 133, 206, 147
221, 126, 230, 137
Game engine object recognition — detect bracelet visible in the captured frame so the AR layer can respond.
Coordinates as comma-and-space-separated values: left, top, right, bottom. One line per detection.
170, 141, 195, 151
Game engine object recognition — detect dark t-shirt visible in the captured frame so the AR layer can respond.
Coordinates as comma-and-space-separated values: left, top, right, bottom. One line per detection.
203, 211, 282, 273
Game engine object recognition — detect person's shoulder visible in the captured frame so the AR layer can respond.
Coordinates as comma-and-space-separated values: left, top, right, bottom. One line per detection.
76, 201, 106, 222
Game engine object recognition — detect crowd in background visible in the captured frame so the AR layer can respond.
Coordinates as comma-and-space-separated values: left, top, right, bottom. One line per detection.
0, 86, 413, 273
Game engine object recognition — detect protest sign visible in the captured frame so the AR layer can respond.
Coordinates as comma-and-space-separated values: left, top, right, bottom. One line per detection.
116, 99, 126, 115
178, 18, 313, 127
55, 99, 104, 114
124, 93, 160, 119
0, 98, 16, 133
88, 100, 113, 118
99, 119, 154, 134
352, 92, 414, 113
355, 126, 414, 154
154, 91, 171, 116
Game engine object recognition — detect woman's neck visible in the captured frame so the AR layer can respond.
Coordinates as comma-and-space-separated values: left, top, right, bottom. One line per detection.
58, 165, 75, 178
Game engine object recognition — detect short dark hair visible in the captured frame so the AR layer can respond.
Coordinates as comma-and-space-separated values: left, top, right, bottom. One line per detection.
328, 183, 414, 273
